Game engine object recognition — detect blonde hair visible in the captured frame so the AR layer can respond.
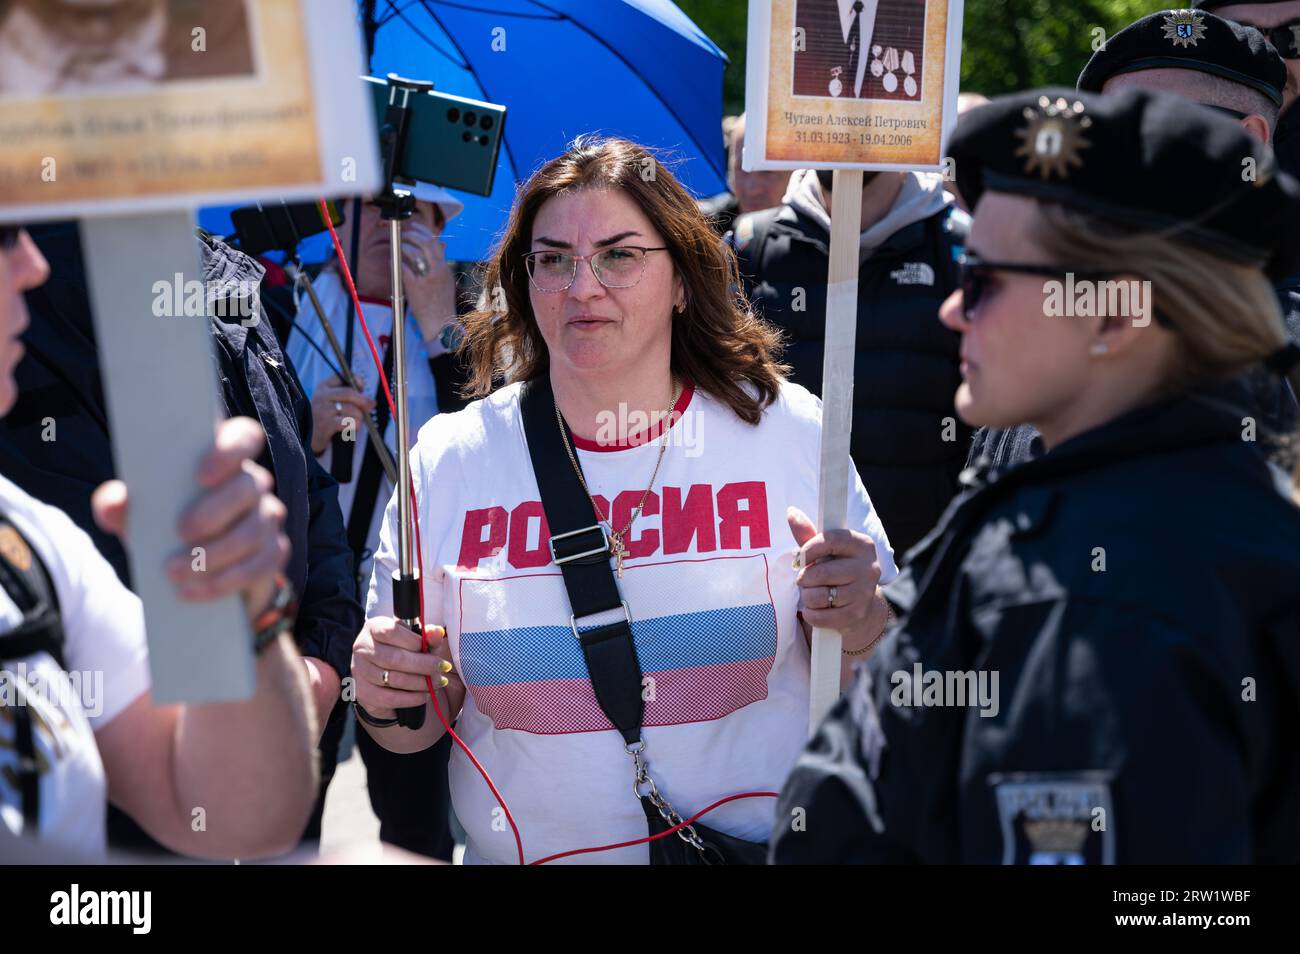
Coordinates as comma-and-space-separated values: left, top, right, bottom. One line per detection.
1029, 202, 1286, 392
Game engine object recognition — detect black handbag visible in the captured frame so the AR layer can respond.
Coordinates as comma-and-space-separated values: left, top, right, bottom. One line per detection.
519, 378, 769, 865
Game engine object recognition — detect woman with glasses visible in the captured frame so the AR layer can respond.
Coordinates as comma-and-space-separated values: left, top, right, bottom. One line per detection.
773, 87, 1300, 864
349, 135, 898, 864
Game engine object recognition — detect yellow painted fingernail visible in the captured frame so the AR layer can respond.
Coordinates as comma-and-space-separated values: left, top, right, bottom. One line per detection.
439, 675, 449, 688
439, 660, 453, 674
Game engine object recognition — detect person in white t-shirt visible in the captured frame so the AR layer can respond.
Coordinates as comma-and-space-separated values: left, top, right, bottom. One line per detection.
351, 136, 898, 864
287, 183, 464, 589
0, 227, 318, 859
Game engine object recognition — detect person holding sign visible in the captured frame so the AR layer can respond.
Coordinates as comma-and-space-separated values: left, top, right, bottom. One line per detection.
728, 165, 970, 555
772, 88, 1300, 863
0, 226, 318, 859
351, 136, 897, 864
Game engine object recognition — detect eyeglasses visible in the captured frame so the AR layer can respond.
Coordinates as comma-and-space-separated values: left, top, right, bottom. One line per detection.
523, 245, 668, 292
958, 252, 1126, 322
1253, 18, 1300, 59
0, 227, 19, 250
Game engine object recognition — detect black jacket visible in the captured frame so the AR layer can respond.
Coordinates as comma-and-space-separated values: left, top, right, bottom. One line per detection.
772, 394, 1300, 863
730, 196, 971, 553
0, 224, 360, 679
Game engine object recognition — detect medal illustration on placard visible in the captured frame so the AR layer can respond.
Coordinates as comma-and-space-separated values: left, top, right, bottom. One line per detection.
789, 0, 928, 103
868, 46, 919, 98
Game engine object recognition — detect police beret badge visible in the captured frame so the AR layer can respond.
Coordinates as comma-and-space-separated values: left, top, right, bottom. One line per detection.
1163, 10, 1207, 49
1013, 96, 1093, 180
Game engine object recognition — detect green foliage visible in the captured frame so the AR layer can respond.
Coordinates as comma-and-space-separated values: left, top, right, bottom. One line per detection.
675, 0, 1160, 115
676, 0, 751, 119
959, 0, 1155, 96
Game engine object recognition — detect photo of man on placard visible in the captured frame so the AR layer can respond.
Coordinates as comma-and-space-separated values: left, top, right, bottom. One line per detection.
791, 0, 927, 101
0, 0, 256, 97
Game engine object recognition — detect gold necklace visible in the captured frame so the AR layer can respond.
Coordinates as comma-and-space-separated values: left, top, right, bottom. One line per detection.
555, 380, 680, 578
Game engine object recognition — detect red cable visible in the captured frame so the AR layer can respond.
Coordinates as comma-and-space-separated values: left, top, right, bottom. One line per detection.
320, 200, 525, 864
529, 791, 779, 865
319, 199, 778, 865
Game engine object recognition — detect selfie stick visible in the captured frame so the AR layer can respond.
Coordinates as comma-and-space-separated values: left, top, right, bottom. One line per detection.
374, 74, 435, 730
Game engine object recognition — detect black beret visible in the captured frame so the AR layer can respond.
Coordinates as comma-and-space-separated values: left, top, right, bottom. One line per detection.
1078, 9, 1286, 106
1194, 0, 1292, 10
948, 87, 1300, 279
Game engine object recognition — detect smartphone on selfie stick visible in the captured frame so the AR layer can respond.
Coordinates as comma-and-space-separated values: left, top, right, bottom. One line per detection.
370, 74, 504, 729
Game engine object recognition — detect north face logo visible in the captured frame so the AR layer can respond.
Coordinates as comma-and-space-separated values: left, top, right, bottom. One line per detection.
890, 262, 935, 286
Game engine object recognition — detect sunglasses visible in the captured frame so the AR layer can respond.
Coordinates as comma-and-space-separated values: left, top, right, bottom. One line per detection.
958, 252, 1171, 327
0, 227, 18, 250
1254, 18, 1300, 59
958, 253, 1115, 321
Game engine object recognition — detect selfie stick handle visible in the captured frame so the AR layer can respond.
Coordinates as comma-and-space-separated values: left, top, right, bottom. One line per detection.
377, 74, 434, 730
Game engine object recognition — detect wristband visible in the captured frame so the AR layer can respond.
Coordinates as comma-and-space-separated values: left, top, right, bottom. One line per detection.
353, 701, 399, 728
251, 573, 297, 655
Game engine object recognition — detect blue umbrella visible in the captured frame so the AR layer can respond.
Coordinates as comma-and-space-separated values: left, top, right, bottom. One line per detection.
200, 0, 729, 264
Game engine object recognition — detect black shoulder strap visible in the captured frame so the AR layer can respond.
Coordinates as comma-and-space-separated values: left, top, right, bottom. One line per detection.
346, 339, 396, 561
333, 205, 365, 484
518, 378, 645, 745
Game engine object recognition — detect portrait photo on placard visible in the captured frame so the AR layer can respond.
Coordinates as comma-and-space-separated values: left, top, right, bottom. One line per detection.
792, 0, 927, 102
0, 0, 257, 99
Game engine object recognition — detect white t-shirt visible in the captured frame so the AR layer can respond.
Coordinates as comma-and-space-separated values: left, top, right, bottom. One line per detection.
0, 474, 151, 857
287, 269, 442, 584
366, 379, 897, 864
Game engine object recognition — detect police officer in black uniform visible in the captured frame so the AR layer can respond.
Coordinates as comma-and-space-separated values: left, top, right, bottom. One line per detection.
771, 87, 1300, 863
968, 9, 1300, 474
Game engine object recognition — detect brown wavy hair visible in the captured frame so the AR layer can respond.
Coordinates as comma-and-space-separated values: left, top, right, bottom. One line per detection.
459, 135, 787, 424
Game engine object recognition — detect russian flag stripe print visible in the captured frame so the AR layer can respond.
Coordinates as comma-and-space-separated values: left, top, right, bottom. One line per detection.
457, 554, 778, 735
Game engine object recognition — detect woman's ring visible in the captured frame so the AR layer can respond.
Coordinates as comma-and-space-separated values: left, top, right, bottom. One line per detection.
334, 401, 343, 413
827, 585, 838, 608
382, 670, 390, 687
414, 256, 429, 276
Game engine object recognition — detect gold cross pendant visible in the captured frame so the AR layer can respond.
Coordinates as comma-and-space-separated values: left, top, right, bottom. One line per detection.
610, 533, 628, 579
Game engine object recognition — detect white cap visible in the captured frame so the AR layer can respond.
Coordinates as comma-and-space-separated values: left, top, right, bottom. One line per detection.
402, 179, 465, 225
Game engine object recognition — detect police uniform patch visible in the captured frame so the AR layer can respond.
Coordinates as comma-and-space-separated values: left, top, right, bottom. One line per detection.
990, 772, 1115, 864
1162, 10, 1206, 49
0, 524, 32, 572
